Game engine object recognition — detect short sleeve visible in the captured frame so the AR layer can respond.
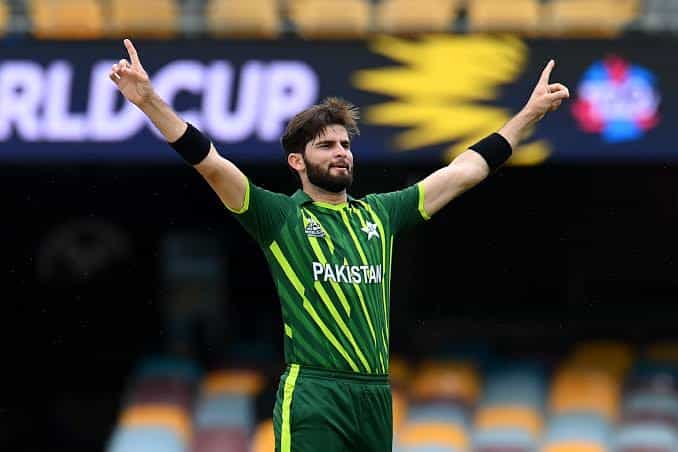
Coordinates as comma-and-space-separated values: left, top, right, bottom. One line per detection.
226, 178, 295, 246
368, 183, 430, 235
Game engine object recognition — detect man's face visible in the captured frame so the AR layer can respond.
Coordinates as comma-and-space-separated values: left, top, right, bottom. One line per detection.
302, 125, 354, 193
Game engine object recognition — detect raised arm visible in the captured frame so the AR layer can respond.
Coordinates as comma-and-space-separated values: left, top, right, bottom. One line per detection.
109, 39, 247, 211
420, 60, 569, 217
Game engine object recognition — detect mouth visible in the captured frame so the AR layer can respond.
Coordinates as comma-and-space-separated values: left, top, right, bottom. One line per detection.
330, 163, 350, 171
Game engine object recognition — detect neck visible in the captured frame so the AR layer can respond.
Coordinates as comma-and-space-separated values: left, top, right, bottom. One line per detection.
302, 182, 348, 204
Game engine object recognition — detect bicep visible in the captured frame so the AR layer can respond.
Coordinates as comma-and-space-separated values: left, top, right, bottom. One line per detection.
420, 149, 490, 216
194, 144, 248, 212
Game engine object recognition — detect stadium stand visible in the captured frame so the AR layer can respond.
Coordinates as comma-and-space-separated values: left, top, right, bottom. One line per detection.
639, 0, 678, 32
8, 0, 678, 38
396, 421, 469, 451
107, 341, 678, 451
108, 0, 180, 38
286, 0, 371, 38
390, 357, 411, 437
543, 0, 641, 36
29, 0, 104, 39
466, 0, 541, 33
615, 424, 678, 452
375, 0, 460, 34
205, 0, 280, 37
251, 419, 275, 452
0, 1, 8, 35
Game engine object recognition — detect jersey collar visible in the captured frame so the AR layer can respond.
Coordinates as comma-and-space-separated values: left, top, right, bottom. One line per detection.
291, 189, 356, 207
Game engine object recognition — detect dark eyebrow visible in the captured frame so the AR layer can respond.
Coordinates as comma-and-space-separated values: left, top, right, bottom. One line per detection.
314, 139, 351, 147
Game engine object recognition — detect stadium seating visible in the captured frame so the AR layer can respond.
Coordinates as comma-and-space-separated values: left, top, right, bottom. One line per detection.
566, 340, 634, 378
125, 377, 194, 411
200, 368, 265, 396
133, 355, 202, 383
108, 0, 179, 38
110, 342, 678, 452
543, 0, 640, 36
466, 0, 541, 33
286, 0, 371, 38
549, 367, 621, 420
396, 421, 469, 450
480, 362, 546, 409
205, 0, 280, 37
473, 427, 537, 452
639, 0, 678, 32
409, 360, 481, 407
119, 404, 192, 442
13, 0, 678, 38
614, 423, 678, 452
644, 341, 678, 363
0, 1, 8, 35
29, 0, 104, 39
622, 391, 678, 426
192, 427, 249, 452
107, 426, 185, 452
251, 419, 275, 452
475, 406, 542, 438
375, 0, 460, 33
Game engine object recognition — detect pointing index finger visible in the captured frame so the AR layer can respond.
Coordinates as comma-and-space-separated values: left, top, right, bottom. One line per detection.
539, 59, 555, 86
124, 39, 141, 67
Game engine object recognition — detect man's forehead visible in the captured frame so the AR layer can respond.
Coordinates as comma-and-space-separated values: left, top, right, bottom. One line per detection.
312, 125, 349, 143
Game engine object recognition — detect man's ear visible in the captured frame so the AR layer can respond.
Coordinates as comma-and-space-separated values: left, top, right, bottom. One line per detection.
288, 153, 305, 172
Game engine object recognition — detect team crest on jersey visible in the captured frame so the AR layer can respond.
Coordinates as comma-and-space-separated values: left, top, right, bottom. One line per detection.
304, 218, 325, 238
361, 222, 380, 240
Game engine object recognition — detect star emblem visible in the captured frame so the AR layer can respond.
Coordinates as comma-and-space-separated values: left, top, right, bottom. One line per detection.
361, 222, 380, 240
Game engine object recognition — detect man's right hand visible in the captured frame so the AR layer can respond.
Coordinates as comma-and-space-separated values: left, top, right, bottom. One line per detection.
109, 39, 153, 107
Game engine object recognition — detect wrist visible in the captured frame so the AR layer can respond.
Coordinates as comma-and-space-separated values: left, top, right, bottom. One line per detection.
135, 89, 159, 111
519, 105, 543, 124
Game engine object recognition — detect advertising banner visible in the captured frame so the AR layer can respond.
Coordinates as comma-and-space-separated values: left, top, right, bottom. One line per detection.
0, 36, 675, 165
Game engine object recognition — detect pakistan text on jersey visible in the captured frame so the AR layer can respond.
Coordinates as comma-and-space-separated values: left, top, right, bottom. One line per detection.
312, 262, 383, 284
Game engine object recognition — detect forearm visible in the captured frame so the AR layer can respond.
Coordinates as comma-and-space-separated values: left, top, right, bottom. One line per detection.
497, 107, 541, 149
137, 91, 187, 143
420, 150, 489, 216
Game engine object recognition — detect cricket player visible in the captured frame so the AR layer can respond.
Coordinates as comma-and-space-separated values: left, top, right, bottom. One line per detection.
109, 39, 569, 451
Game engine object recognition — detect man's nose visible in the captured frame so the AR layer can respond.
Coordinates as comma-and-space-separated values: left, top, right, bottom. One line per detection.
333, 144, 348, 157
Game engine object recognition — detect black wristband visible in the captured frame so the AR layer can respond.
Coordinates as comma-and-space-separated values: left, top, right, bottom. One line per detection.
169, 123, 211, 165
469, 133, 513, 171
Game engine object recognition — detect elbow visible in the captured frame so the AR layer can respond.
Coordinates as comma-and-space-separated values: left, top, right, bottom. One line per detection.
195, 151, 221, 182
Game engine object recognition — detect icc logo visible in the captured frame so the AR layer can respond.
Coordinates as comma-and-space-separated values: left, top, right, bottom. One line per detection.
571, 56, 661, 143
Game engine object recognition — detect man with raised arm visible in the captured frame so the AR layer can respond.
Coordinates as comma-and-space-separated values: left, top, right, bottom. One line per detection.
110, 39, 569, 452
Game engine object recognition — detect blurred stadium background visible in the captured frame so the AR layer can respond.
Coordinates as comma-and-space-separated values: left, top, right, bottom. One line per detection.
5, 0, 678, 451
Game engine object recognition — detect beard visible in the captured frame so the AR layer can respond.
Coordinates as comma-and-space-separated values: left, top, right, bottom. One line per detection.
304, 156, 353, 193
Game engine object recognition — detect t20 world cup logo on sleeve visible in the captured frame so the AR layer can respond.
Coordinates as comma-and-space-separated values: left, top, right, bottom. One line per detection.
571, 56, 660, 143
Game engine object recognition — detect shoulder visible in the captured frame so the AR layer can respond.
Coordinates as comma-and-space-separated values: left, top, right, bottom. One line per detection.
233, 178, 297, 216
250, 180, 297, 204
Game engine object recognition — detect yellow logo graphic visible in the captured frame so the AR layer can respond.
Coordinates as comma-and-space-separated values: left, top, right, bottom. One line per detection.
352, 35, 550, 166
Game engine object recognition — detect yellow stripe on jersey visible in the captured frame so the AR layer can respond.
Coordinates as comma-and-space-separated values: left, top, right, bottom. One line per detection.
313, 282, 372, 373
301, 210, 350, 316
364, 205, 390, 338
281, 364, 300, 452
339, 210, 368, 264
270, 241, 359, 372
344, 257, 378, 347
354, 208, 367, 228
224, 174, 251, 214
417, 182, 431, 220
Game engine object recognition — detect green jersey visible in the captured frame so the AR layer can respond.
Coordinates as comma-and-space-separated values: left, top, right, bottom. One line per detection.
228, 178, 430, 375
